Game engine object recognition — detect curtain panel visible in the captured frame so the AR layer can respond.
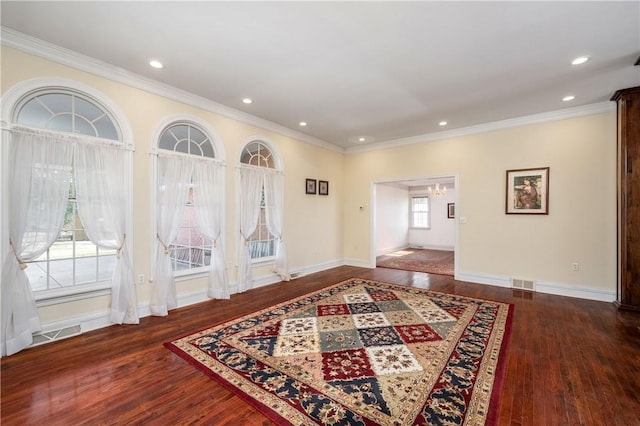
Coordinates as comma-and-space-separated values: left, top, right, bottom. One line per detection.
264, 171, 290, 281
152, 154, 229, 313
192, 160, 229, 299
237, 167, 264, 293
1, 128, 137, 356
1, 132, 73, 356
152, 155, 193, 316
74, 143, 138, 324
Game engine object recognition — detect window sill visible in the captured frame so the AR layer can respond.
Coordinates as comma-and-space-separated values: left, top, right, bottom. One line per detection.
34, 282, 112, 307
174, 269, 209, 282
251, 256, 275, 267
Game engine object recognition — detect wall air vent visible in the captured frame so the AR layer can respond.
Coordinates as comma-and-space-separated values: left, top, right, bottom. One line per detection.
511, 278, 536, 291
31, 325, 82, 347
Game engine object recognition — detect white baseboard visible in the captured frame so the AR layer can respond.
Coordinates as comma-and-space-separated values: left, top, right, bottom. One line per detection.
408, 244, 454, 251
457, 270, 615, 302
377, 245, 409, 256
343, 258, 374, 268
535, 280, 615, 302
456, 270, 512, 288
26, 262, 616, 353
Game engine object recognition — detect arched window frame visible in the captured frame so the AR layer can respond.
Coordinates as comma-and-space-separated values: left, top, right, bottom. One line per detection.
150, 116, 226, 281
238, 138, 281, 264
1, 78, 135, 304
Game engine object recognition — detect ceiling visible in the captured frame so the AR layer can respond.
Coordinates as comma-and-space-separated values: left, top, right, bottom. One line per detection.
1, 1, 639, 150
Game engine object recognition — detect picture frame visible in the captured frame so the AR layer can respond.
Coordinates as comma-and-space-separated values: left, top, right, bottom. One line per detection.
447, 203, 455, 219
305, 178, 317, 195
318, 180, 329, 196
506, 167, 549, 214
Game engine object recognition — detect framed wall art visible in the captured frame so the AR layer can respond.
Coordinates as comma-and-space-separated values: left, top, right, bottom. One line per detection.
447, 203, 455, 219
505, 167, 549, 214
305, 178, 317, 195
318, 180, 329, 196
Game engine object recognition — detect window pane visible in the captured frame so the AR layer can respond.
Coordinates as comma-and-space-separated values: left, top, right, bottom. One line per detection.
174, 140, 189, 154
17, 98, 51, 127
48, 114, 73, 133
75, 97, 104, 121
170, 195, 211, 271
412, 196, 429, 228
24, 261, 48, 292
94, 116, 119, 140
189, 141, 202, 156
40, 93, 72, 115
74, 116, 97, 137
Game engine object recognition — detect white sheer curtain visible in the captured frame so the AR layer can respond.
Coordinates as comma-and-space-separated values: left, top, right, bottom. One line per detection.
152, 154, 192, 316
237, 167, 264, 293
264, 171, 290, 281
74, 143, 138, 324
1, 131, 73, 356
192, 160, 229, 299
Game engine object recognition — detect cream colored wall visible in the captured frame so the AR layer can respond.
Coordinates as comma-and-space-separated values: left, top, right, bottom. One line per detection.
1, 46, 618, 335
1, 47, 344, 326
344, 113, 617, 293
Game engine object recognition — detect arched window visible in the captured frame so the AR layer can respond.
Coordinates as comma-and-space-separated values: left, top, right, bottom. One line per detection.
152, 119, 228, 317
240, 141, 276, 259
237, 139, 289, 293
14, 90, 123, 294
2, 82, 137, 355
158, 122, 216, 272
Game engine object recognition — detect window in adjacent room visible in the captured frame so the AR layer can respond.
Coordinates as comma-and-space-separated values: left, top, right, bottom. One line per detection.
411, 195, 430, 228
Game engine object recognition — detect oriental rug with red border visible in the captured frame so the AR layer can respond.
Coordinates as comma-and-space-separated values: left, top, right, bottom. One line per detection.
165, 278, 513, 425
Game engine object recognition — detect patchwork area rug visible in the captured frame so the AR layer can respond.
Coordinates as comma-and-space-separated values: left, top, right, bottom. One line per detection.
165, 278, 512, 425
377, 250, 455, 276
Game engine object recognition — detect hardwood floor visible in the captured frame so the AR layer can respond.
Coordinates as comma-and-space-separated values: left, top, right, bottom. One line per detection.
2, 266, 640, 425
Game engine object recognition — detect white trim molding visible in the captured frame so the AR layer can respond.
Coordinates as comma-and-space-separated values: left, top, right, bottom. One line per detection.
1, 27, 340, 153
457, 269, 616, 302
345, 101, 615, 154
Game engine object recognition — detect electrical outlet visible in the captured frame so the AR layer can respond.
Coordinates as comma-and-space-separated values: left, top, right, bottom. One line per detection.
571, 263, 580, 272
137, 274, 145, 284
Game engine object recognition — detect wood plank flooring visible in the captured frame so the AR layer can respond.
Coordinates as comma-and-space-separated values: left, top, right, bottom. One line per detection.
2, 266, 640, 425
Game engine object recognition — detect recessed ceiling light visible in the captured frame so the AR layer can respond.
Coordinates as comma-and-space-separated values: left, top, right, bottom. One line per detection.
563, 95, 575, 102
439, 121, 448, 126
242, 98, 253, 104
571, 56, 590, 65
299, 121, 307, 127
348, 136, 375, 144
149, 60, 164, 69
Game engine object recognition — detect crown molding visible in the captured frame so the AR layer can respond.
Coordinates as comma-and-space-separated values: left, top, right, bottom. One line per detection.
1, 27, 342, 153
345, 101, 615, 154
2, 27, 616, 157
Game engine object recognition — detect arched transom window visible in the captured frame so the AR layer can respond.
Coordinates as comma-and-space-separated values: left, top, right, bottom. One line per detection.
240, 141, 275, 169
159, 123, 215, 158
16, 90, 120, 140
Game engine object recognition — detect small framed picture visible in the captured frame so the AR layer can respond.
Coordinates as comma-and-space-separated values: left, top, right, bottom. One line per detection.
506, 167, 549, 214
305, 178, 317, 194
447, 203, 455, 219
318, 180, 329, 196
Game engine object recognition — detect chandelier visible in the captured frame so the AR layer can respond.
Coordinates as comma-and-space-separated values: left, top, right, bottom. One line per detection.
427, 183, 447, 197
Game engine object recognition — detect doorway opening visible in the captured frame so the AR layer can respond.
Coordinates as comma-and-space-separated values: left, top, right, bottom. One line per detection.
371, 175, 458, 276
